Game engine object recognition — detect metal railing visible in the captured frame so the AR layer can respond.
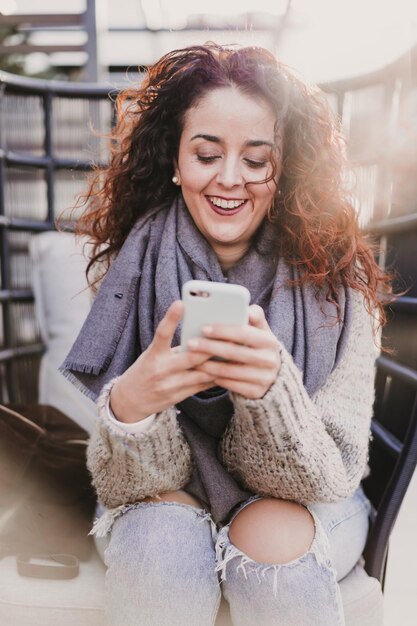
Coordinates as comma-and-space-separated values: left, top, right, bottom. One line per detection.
0, 0, 104, 82
0, 72, 117, 401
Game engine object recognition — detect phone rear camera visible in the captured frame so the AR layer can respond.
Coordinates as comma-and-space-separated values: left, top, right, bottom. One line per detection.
190, 290, 210, 298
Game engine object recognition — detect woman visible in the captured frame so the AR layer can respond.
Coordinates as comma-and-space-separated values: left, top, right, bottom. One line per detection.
61, 44, 392, 625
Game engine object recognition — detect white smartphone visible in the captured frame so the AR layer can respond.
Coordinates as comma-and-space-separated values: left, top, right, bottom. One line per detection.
180, 280, 250, 351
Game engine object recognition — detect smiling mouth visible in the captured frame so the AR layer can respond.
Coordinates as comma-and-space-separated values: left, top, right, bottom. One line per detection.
206, 196, 248, 216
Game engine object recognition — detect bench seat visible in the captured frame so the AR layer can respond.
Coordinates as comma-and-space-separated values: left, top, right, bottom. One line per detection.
0, 549, 383, 626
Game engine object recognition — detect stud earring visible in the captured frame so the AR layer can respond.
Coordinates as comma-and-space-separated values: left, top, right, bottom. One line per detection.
172, 175, 180, 185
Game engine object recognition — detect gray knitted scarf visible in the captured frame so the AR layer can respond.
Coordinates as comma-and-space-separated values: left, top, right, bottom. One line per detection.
61, 195, 352, 522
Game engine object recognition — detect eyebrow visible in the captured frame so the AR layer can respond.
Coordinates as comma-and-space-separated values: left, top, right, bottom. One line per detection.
190, 134, 273, 148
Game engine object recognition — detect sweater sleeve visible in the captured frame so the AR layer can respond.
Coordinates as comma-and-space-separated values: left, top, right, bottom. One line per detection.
86, 386, 193, 508
219, 289, 379, 504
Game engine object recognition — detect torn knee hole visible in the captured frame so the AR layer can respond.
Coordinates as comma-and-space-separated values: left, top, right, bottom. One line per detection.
215, 512, 331, 597
227, 498, 316, 565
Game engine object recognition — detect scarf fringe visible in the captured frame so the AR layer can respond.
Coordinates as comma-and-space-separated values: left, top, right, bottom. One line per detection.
58, 366, 99, 402
60, 360, 104, 376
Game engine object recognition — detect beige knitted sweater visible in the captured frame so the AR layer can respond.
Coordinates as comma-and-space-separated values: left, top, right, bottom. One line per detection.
87, 289, 378, 510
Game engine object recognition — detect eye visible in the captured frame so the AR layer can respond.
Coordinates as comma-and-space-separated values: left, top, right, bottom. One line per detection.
245, 159, 267, 169
197, 155, 220, 163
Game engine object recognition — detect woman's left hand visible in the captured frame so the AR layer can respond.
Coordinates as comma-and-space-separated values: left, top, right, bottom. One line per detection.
190, 304, 281, 400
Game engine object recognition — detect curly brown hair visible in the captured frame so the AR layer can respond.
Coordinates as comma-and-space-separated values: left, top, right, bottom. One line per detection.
73, 43, 394, 328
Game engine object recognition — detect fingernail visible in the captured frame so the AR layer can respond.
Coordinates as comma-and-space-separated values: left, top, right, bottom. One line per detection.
188, 339, 199, 349
203, 325, 213, 335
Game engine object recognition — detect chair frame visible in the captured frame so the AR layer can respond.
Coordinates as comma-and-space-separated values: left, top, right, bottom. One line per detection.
363, 355, 417, 585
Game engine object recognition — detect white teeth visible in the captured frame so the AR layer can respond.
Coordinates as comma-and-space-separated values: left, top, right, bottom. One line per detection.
209, 197, 245, 209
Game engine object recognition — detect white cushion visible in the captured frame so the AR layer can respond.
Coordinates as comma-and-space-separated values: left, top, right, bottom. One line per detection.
0, 552, 105, 626
29, 232, 91, 349
340, 564, 384, 626
29, 232, 97, 432
0, 550, 383, 626
38, 352, 97, 433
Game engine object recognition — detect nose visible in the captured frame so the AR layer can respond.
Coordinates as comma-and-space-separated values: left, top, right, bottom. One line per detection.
216, 156, 244, 189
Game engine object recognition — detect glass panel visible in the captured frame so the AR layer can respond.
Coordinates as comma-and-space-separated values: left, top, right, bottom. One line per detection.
1, 95, 45, 156
391, 86, 417, 218
9, 302, 41, 347
9, 231, 35, 290
4, 167, 48, 221
342, 85, 388, 161
0, 362, 6, 403
0, 305, 3, 348
52, 97, 113, 161
54, 169, 90, 222
10, 355, 41, 404
323, 91, 339, 116
345, 163, 381, 228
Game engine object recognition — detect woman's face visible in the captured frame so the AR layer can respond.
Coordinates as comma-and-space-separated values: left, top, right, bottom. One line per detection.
175, 86, 280, 268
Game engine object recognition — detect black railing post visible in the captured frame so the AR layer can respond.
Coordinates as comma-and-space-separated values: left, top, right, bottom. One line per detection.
43, 90, 55, 224
0, 83, 14, 402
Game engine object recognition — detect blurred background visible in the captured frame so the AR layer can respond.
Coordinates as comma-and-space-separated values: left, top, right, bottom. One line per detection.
0, 2, 416, 624
1, 0, 417, 227
0, 0, 416, 83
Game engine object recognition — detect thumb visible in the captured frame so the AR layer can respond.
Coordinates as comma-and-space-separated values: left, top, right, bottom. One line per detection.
152, 300, 184, 351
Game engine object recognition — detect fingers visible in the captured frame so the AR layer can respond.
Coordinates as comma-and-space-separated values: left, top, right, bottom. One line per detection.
141, 301, 279, 405
171, 349, 213, 371
183, 304, 277, 365
154, 347, 212, 377
194, 359, 278, 400
187, 336, 279, 367
205, 377, 269, 400
158, 370, 217, 405
171, 380, 217, 404
196, 360, 278, 387
167, 369, 216, 389
196, 321, 276, 351
248, 304, 270, 330
152, 301, 184, 351
187, 305, 281, 401
193, 361, 279, 398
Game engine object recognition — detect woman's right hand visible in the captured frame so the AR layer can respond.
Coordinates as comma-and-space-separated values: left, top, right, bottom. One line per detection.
109, 300, 216, 423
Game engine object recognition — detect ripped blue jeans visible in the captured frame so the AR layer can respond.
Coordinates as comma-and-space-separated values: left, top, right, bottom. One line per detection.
94, 487, 371, 626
